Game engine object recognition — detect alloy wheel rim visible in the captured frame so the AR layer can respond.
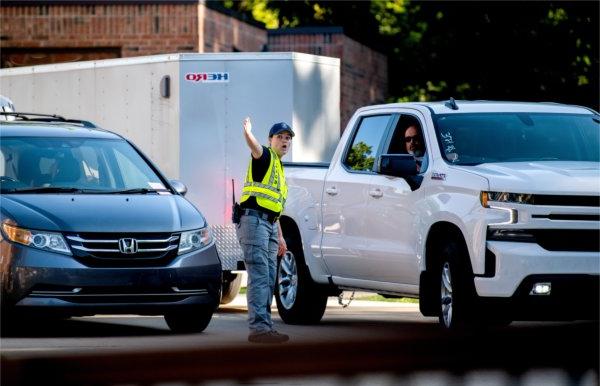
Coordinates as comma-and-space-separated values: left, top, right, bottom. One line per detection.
278, 251, 298, 310
441, 262, 453, 327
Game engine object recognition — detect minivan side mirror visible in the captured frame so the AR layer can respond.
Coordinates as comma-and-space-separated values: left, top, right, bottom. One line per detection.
377, 154, 418, 178
170, 180, 188, 196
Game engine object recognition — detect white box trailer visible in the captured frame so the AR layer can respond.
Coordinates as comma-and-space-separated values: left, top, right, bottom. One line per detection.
0, 52, 341, 301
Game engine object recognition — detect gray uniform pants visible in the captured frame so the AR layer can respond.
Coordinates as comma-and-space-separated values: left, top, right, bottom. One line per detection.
236, 214, 279, 333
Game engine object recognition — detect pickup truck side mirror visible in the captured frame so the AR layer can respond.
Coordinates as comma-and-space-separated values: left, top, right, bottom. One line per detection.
377, 154, 418, 178
170, 179, 188, 196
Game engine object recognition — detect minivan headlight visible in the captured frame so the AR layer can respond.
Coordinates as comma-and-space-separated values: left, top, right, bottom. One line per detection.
1, 223, 71, 255
178, 227, 212, 255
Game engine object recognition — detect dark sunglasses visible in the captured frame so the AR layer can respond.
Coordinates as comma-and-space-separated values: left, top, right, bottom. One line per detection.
404, 135, 421, 143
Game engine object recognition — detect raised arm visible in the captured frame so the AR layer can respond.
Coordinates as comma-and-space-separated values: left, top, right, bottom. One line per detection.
243, 117, 263, 159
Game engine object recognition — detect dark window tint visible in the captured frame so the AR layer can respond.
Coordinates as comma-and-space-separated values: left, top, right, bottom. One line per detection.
434, 113, 600, 165
386, 115, 427, 156
385, 115, 428, 173
344, 115, 391, 171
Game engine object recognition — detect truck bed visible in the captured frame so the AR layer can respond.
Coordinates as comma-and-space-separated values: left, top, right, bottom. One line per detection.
284, 162, 329, 183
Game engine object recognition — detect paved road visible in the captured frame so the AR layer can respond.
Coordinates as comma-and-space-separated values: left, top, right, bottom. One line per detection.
1, 295, 598, 386
1, 295, 430, 358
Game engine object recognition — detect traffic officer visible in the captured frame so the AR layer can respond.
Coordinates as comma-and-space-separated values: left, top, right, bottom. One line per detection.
236, 117, 293, 344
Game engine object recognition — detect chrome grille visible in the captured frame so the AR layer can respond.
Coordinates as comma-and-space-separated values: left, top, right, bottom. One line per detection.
28, 284, 208, 304
65, 232, 180, 267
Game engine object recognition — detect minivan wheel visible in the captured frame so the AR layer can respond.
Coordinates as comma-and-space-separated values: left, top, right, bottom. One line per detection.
220, 272, 243, 305
275, 241, 327, 325
164, 306, 213, 333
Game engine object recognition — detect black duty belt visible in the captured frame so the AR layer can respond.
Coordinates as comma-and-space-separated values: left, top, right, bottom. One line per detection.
242, 208, 279, 224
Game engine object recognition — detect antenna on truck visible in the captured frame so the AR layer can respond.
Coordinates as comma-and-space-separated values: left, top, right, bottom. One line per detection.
444, 97, 459, 110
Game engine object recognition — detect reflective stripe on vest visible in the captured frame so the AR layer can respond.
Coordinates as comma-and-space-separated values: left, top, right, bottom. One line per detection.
240, 147, 287, 214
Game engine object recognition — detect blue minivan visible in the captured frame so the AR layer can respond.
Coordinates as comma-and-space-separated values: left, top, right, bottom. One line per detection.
0, 112, 221, 332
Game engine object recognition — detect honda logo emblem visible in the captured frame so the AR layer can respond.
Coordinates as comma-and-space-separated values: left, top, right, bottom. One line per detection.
118, 238, 138, 254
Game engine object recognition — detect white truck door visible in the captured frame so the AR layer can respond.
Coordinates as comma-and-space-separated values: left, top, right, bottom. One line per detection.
363, 112, 428, 285
321, 114, 393, 278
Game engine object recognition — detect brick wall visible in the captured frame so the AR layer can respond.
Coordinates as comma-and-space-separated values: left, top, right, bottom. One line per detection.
0, 2, 267, 66
341, 37, 387, 131
268, 29, 343, 58
0, 3, 199, 66
202, 6, 267, 53
268, 28, 387, 131
0, 3, 386, 132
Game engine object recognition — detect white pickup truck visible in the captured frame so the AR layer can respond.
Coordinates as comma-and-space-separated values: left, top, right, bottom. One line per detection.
275, 100, 600, 329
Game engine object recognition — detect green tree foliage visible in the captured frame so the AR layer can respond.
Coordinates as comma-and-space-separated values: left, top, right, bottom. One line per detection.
214, 1, 599, 109
347, 141, 375, 171
392, 1, 599, 108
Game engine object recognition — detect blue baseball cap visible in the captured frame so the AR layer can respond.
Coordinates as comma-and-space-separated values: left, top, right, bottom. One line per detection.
269, 122, 295, 138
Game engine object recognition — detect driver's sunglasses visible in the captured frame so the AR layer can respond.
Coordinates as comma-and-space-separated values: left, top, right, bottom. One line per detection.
404, 135, 421, 143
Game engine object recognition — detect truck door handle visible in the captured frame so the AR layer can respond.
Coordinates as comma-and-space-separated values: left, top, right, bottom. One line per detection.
369, 188, 383, 198
325, 186, 338, 196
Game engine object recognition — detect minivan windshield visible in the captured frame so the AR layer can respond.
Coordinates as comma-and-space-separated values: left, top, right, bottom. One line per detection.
0, 137, 170, 194
434, 113, 599, 165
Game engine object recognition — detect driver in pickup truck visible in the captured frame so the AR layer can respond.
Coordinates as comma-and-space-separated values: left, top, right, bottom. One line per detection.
404, 124, 426, 173
237, 117, 293, 344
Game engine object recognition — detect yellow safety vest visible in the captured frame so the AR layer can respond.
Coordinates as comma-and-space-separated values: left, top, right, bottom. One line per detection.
240, 147, 287, 214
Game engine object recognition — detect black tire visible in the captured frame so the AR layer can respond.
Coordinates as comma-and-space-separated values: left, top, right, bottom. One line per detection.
2, 309, 68, 335
437, 239, 476, 329
164, 306, 213, 333
275, 236, 328, 325
484, 319, 513, 328
220, 272, 242, 305
419, 270, 439, 316
1, 308, 27, 335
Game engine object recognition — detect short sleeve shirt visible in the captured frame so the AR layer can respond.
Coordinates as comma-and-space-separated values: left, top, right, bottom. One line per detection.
240, 146, 280, 217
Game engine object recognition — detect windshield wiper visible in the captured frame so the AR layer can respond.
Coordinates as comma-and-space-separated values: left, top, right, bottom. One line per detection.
2, 186, 85, 194
105, 188, 163, 194
1, 187, 169, 194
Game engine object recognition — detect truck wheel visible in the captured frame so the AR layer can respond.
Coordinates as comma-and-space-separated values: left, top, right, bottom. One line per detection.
419, 270, 439, 316
220, 272, 242, 304
275, 245, 328, 325
438, 240, 475, 329
164, 306, 213, 333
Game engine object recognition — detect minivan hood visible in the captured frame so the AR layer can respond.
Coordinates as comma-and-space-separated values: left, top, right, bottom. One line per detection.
0, 194, 206, 233
462, 161, 600, 195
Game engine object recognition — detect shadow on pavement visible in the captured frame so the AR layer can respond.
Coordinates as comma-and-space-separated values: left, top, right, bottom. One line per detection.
1, 316, 170, 338
2, 320, 597, 386
215, 306, 246, 314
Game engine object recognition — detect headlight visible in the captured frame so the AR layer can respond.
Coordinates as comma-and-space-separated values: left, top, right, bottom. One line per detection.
178, 227, 212, 255
481, 191, 521, 225
480, 191, 533, 207
1, 223, 71, 255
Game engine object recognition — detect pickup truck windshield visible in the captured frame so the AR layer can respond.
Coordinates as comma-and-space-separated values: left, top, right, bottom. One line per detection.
0, 137, 168, 193
434, 113, 600, 165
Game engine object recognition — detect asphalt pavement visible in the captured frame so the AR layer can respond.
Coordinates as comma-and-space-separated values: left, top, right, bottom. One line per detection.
1, 294, 598, 386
